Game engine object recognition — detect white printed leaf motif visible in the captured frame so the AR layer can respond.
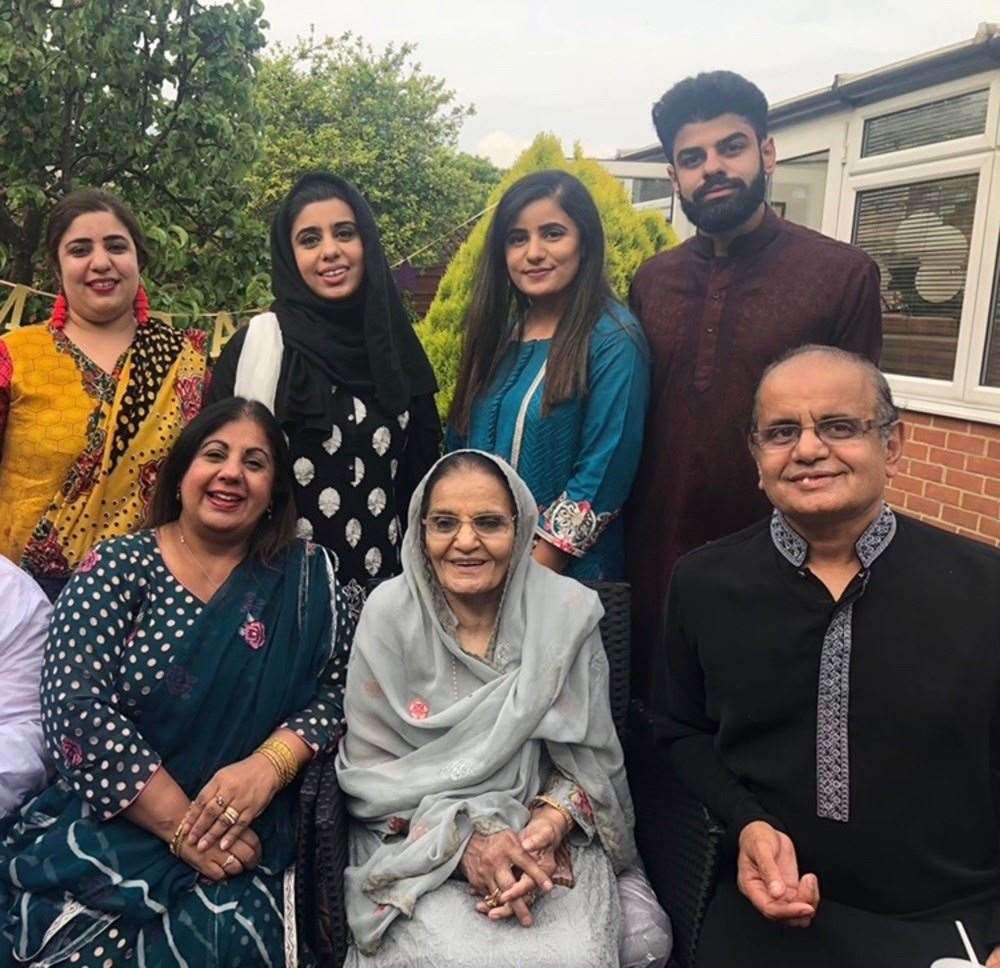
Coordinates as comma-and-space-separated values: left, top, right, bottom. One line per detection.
322, 424, 342, 455
397, 410, 410, 430
345, 518, 362, 548
372, 426, 391, 456
318, 487, 341, 518
293, 457, 315, 487
388, 517, 400, 546
390, 458, 399, 480
364, 547, 382, 576
351, 457, 365, 488
295, 517, 314, 540
353, 397, 367, 425
367, 487, 387, 517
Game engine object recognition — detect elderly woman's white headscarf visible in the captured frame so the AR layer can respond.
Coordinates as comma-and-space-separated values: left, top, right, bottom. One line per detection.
336, 450, 635, 954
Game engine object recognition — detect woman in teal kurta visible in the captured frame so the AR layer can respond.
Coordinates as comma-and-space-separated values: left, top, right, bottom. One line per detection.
0, 398, 353, 966
447, 171, 650, 580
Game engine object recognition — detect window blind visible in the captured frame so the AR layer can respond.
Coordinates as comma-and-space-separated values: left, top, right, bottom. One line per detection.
861, 89, 988, 158
852, 174, 978, 380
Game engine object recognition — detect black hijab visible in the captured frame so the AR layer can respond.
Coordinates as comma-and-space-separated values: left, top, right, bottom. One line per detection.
269, 171, 438, 433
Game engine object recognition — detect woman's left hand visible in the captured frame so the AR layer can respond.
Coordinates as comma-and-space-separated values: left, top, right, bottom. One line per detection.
183, 754, 282, 853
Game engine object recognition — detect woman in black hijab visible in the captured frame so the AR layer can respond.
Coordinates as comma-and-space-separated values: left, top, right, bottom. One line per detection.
209, 172, 441, 618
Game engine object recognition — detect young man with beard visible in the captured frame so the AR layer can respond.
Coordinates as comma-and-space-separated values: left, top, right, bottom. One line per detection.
626, 72, 882, 711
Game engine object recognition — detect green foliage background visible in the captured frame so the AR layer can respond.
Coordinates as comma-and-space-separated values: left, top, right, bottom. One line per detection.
416, 134, 679, 416
0, 4, 499, 326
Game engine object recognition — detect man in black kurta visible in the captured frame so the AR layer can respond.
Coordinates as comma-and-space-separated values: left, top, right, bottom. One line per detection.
654, 346, 1000, 967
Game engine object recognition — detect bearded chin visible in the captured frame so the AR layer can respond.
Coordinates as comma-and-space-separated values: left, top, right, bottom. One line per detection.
679, 166, 769, 234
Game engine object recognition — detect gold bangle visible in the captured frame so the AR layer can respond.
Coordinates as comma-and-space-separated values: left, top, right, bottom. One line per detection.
169, 820, 188, 856
256, 746, 292, 787
531, 796, 574, 833
256, 738, 299, 788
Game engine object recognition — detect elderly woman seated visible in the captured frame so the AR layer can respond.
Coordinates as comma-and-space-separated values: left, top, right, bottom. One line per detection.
337, 450, 638, 967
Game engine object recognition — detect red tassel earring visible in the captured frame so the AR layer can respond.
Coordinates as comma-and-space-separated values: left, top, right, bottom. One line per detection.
134, 285, 150, 326
51, 292, 69, 330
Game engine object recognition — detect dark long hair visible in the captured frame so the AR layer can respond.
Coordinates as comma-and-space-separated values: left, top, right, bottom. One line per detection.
147, 398, 298, 563
449, 170, 614, 435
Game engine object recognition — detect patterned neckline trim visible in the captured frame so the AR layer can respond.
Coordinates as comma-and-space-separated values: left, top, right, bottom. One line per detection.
769, 502, 897, 570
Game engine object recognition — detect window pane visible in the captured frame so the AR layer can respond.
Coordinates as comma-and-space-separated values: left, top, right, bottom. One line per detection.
981, 239, 1000, 388
861, 89, 989, 158
769, 151, 829, 231
852, 174, 978, 380
632, 178, 671, 204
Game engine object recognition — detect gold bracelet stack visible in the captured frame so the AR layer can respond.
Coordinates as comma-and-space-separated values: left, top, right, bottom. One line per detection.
531, 795, 574, 833
169, 820, 188, 856
255, 738, 299, 788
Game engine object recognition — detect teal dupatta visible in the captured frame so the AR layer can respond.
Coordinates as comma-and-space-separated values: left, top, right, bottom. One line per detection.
0, 533, 337, 965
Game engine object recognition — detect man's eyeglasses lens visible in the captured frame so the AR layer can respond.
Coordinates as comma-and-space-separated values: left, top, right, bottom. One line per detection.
754, 418, 888, 449
425, 514, 515, 537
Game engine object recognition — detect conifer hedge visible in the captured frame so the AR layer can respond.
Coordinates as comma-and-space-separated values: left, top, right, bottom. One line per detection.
416, 133, 678, 417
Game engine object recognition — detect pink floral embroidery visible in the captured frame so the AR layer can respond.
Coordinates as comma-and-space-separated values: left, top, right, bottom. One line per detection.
305, 541, 318, 557
387, 816, 409, 834
569, 788, 594, 823
408, 697, 429, 720
240, 618, 266, 650
78, 549, 100, 573
61, 738, 83, 767
175, 376, 204, 424
408, 821, 429, 841
374, 904, 388, 915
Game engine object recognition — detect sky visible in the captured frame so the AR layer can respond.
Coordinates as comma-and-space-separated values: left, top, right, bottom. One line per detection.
261, 1, 1000, 166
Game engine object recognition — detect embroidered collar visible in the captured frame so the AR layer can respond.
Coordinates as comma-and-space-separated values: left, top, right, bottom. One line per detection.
770, 502, 897, 570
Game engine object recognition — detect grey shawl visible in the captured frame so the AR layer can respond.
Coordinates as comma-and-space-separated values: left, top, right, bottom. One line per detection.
336, 450, 635, 954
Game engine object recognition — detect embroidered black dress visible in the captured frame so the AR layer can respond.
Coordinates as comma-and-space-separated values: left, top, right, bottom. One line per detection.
648, 507, 1000, 966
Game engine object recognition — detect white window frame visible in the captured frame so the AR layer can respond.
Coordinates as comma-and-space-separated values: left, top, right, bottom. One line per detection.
848, 72, 1000, 177
834, 76, 1000, 426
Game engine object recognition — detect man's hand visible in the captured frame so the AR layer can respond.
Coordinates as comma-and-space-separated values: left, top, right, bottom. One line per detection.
986, 944, 1000, 967
737, 820, 819, 927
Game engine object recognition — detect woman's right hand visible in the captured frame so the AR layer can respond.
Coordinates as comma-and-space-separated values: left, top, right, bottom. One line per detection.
459, 829, 554, 927
176, 825, 262, 882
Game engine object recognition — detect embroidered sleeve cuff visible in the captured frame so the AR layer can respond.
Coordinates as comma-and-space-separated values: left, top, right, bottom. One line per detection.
540, 773, 596, 842
536, 493, 617, 559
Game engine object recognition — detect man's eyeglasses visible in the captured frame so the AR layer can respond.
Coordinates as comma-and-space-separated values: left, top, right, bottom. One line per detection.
750, 417, 896, 451
422, 513, 517, 538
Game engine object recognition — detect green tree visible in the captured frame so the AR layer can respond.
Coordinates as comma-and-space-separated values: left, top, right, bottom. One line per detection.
0, 0, 269, 318
247, 35, 500, 266
417, 133, 679, 416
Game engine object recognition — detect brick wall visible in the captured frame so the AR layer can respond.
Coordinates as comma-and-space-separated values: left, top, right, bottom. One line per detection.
886, 409, 1000, 547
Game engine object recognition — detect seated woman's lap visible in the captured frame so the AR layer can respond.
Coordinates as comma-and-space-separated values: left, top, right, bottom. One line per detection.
345, 843, 620, 968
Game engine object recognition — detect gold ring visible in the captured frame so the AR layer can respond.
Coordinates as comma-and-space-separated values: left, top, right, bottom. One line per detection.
483, 887, 503, 910
223, 854, 239, 871
221, 806, 240, 826
215, 795, 226, 807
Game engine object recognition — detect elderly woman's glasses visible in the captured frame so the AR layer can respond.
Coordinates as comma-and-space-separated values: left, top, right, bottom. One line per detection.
423, 513, 517, 538
750, 417, 896, 450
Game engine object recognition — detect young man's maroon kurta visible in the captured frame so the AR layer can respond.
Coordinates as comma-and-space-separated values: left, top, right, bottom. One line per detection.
626, 207, 882, 706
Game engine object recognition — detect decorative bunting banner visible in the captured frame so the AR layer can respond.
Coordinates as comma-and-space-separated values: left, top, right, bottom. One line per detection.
0, 280, 256, 356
